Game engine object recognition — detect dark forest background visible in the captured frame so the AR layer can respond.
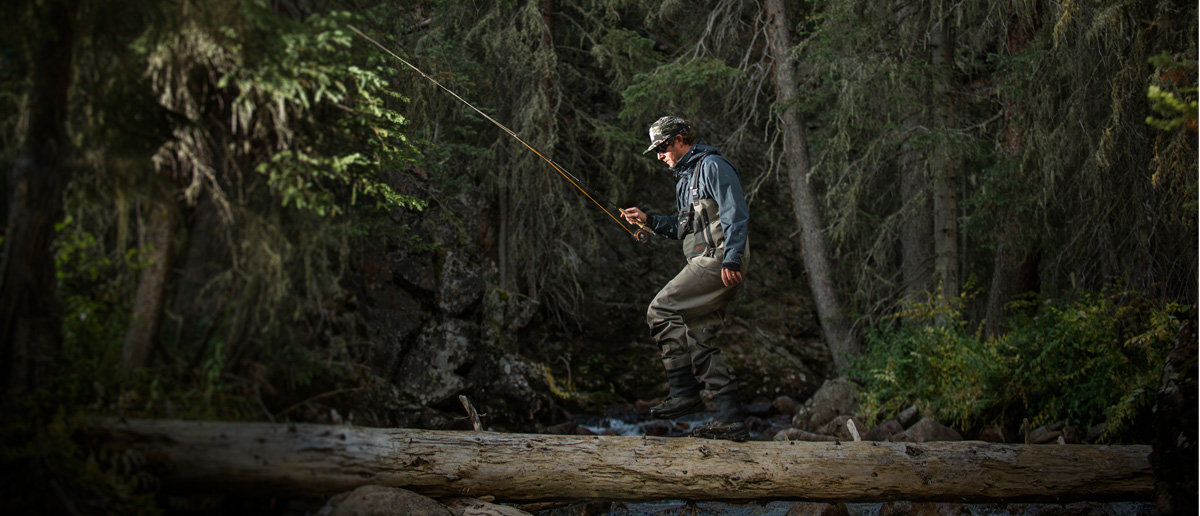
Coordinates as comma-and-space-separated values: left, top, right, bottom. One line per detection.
0, 0, 1196, 513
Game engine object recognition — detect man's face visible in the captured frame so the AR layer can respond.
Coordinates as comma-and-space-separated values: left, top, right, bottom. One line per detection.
656, 136, 687, 168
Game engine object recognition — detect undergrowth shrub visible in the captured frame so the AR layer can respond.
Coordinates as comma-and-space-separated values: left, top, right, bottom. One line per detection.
848, 287, 1187, 443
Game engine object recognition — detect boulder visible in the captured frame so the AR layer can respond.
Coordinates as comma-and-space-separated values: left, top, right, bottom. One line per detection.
1028, 422, 1065, 444
318, 485, 452, 516
444, 497, 532, 516
793, 377, 859, 431
773, 395, 797, 415
897, 417, 963, 442
438, 250, 483, 316
863, 419, 904, 441
978, 425, 1015, 443
395, 319, 477, 405
816, 414, 868, 441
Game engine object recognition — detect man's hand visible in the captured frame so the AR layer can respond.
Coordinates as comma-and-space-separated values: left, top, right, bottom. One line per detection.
721, 268, 744, 287
622, 207, 647, 225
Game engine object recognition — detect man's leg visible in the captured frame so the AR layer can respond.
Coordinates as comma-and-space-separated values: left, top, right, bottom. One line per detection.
646, 256, 739, 420
685, 310, 749, 441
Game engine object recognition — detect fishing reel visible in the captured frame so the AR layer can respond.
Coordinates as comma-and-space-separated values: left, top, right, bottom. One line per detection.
633, 228, 650, 243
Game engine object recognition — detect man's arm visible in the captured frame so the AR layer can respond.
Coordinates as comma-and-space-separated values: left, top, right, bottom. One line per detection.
622, 207, 679, 239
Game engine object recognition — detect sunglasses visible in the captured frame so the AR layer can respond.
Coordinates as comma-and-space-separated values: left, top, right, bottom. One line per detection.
652, 133, 679, 154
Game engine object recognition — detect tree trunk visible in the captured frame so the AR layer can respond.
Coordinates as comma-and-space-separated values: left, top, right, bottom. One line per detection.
898, 3, 935, 300
764, 0, 857, 371
929, 9, 960, 301
984, 4, 1042, 340
984, 244, 1039, 339
0, 0, 74, 396
122, 202, 177, 371
93, 419, 1154, 502
899, 120, 934, 299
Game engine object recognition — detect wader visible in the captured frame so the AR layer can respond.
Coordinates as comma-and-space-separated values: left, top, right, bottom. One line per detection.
647, 161, 746, 422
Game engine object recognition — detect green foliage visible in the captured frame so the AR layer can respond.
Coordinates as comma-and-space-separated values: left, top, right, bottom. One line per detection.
619, 58, 744, 122
849, 287, 1186, 442
1145, 52, 1197, 131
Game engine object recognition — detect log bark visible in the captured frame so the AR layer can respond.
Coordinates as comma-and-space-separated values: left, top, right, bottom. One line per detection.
93, 419, 1153, 503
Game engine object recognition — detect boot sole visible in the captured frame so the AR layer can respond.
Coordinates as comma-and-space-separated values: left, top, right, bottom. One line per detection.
649, 398, 705, 420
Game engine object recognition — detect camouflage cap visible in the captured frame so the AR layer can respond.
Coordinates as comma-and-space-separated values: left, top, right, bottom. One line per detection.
642, 116, 691, 155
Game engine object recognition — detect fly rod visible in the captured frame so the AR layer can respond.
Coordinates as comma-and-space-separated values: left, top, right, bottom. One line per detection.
347, 25, 651, 243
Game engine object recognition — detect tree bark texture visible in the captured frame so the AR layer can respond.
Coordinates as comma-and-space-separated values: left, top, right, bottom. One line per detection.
0, 0, 74, 396
984, 244, 1039, 339
929, 9, 960, 301
764, 0, 858, 370
897, 0, 935, 301
983, 6, 1042, 340
123, 203, 178, 371
94, 419, 1154, 503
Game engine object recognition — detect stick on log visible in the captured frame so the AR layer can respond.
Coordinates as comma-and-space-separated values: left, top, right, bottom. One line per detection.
92, 419, 1153, 502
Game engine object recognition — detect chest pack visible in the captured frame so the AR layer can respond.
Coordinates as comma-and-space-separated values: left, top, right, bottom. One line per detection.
677, 153, 726, 260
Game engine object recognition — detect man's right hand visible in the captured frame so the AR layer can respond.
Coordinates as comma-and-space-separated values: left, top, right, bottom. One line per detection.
622, 207, 647, 225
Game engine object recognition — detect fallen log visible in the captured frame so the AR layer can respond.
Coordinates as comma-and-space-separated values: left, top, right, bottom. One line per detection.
91, 419, 1153, 503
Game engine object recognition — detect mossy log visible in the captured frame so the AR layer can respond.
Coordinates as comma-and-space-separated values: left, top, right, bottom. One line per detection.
93, 419, 1152, 502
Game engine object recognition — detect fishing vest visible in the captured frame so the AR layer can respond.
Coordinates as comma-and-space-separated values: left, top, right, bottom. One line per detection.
678, 153, 726, 260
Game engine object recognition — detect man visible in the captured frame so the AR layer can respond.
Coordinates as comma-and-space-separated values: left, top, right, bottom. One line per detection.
622, 116, 750, 441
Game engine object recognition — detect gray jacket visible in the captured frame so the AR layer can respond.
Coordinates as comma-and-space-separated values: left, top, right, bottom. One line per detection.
647, 142, 749, 269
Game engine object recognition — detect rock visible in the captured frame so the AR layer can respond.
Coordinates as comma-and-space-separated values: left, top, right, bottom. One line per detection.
438, 250, 484, 316
543, 422, 578, 435
761, 422, 793, 441
793, 377, 858, 431
390, 248, 436, 293
318, 485, 452, 516
773, 395, 797, 415
863, 419, 904, 441
475, 355, 562, 431
898, 404, 920, 427
1084, 422, 1107, 443
898, 417, 962, 442
785, 501, 850, 516
444, 497, 532, 516
394, 319, 477, 406
978, 425, 1014, 443
1028, 424, 1063, 444
817, 414, 867, 441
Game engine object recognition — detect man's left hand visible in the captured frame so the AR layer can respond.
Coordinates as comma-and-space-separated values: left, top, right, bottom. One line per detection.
721, 268, 744, 287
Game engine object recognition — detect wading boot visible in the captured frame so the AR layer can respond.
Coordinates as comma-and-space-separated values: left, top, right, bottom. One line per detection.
691, 390, 748, 441
650, 367, 704, 419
